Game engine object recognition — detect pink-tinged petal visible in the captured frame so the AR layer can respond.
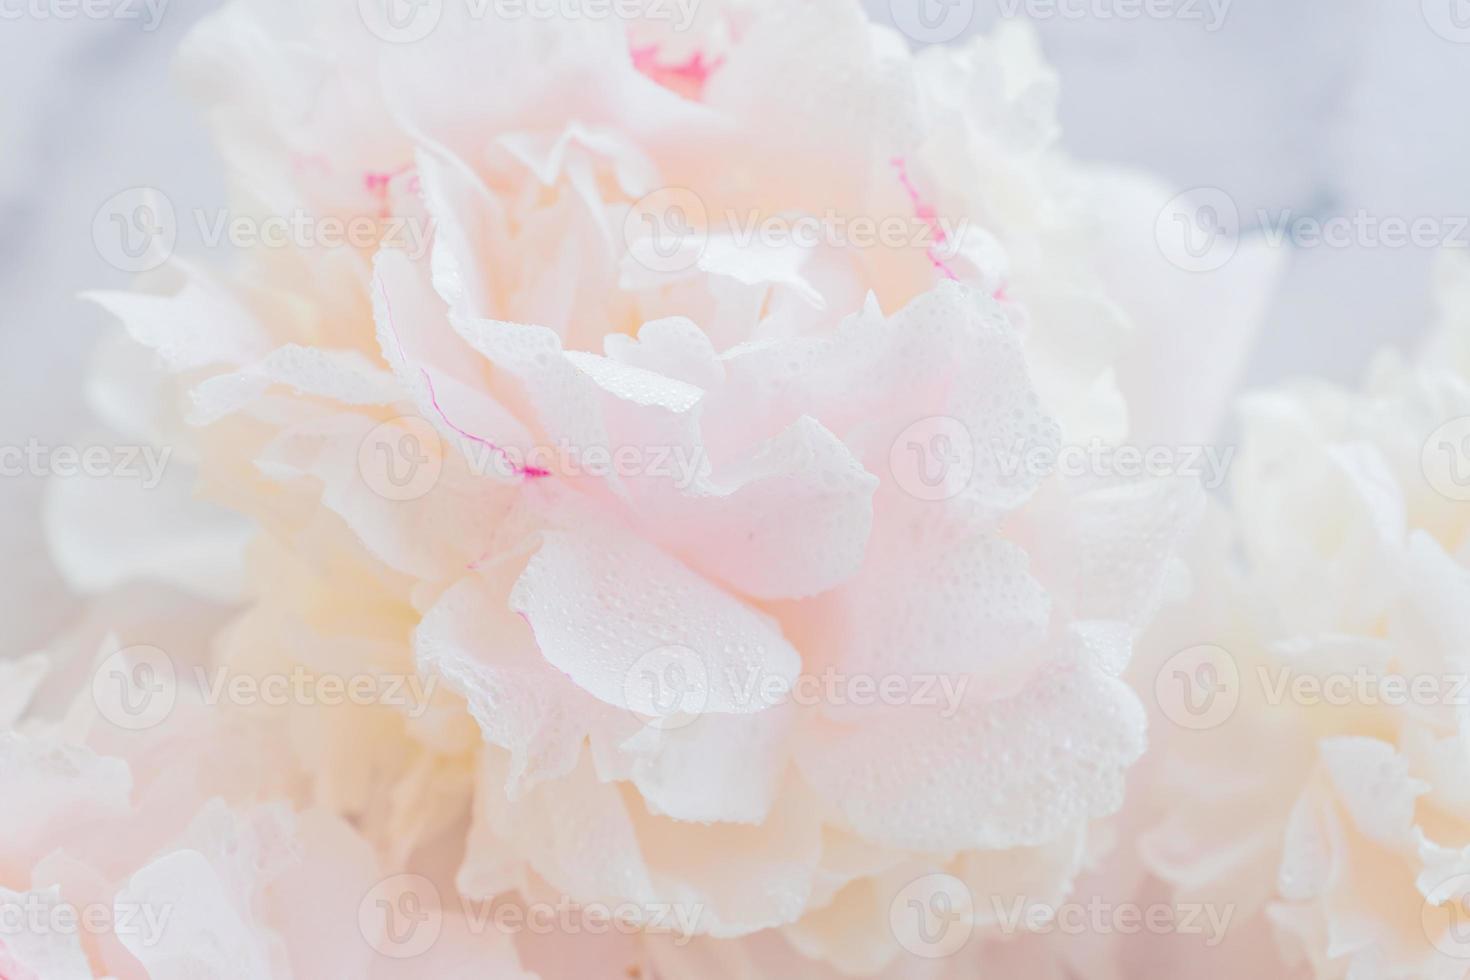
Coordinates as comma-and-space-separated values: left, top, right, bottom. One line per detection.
798, 519, 1049, 686
264, 810, 382, 980
83, 262, 272, 372
476, 753, 823, 937
190, 345, 402, 425
0, 887, 93, 980
45, 450, 251, 604
796, 661, 1146, 852
256, 411, 518, 580
616, 704, 796, 825
417, 568, 619, 796
1023, 475, 1204, 629
510, 527, 800, 716
0, 734, 133, 873
635, 416, 878, 602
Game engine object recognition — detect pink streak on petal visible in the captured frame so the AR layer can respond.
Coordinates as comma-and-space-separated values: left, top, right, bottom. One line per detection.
365, 164, 414, 217
421, 369, 551, 481
372, 272, 550, 485
631, 44, 723, 99
891, 156, 960, 282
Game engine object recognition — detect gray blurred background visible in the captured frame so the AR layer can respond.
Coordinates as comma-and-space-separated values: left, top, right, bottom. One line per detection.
3, 0, 1468, 652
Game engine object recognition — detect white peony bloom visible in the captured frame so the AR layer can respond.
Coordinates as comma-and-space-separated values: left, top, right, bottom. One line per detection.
10, 1, 1264, 975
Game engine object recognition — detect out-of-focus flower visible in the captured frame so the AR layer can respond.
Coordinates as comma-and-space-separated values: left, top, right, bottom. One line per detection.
1136, 251, 1470, 980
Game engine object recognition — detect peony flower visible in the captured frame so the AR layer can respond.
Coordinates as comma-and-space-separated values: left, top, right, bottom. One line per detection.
22, 0, 1241, 975
1134, 250, 1470, 980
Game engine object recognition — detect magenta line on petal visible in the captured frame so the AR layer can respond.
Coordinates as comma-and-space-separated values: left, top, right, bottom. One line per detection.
373, 271, 549, 484
891, 156, 960, 282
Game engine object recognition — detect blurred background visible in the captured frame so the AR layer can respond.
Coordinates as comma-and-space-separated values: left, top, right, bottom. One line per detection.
3, 0, 1468, 651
